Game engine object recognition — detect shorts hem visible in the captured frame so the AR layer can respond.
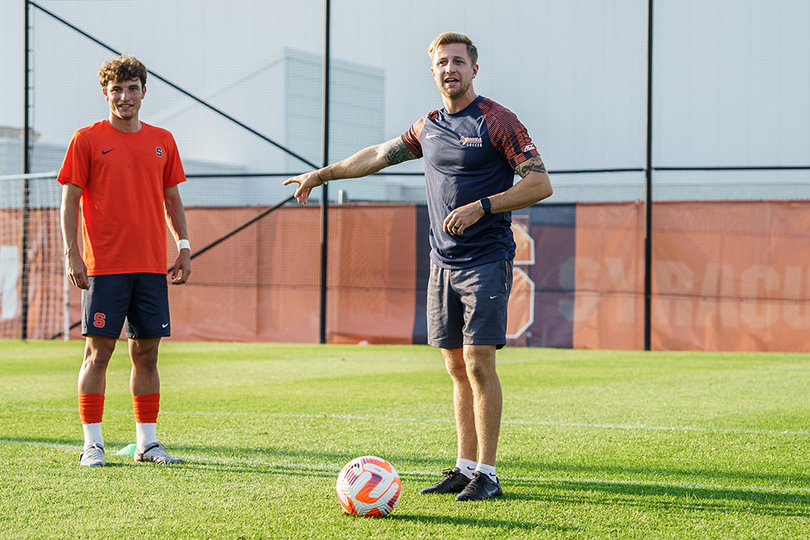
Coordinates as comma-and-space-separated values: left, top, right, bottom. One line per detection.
429, 340, 505, 350
466, 340, 507, 349
82, 329, 122, 339
126, 332, 171, 340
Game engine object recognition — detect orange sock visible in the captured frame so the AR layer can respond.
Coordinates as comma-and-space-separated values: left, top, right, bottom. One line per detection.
78, 394, 104, 424
133, 393, 160, 424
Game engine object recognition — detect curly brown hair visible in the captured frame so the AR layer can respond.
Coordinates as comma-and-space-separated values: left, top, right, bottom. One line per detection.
428, 32, 478, 66
98, 54, 147, 88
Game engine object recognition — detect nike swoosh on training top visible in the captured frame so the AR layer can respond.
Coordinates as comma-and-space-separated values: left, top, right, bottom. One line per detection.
162, 323, 169, 328
102, 149, 114, 154
426, 133, 440, 139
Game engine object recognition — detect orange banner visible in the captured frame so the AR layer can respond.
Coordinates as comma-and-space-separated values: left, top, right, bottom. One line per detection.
12, 200, 810, 352
166, 205, 419, 344
652, 201, 810, 351
570, 200, 810, 352
572, 202, 645, 350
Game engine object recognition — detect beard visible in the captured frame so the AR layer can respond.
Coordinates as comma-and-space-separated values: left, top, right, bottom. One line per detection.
439, 79, 471, 100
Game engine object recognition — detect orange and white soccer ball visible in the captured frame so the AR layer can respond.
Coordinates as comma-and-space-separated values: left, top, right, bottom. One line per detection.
336, 455, 401, 517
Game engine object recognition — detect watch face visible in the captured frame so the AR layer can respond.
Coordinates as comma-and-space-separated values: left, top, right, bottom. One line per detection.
481, 197, 492, 214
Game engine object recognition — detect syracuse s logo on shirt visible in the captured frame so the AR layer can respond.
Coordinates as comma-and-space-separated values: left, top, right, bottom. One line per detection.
155, 147, 164, 157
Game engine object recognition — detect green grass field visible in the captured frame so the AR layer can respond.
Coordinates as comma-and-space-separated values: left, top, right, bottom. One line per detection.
1, 341, 809, 539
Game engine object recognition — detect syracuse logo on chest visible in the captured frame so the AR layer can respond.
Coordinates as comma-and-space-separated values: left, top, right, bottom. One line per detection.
459, 136, 483, 148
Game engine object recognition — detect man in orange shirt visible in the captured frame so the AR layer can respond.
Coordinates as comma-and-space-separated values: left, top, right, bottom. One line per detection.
59, 54, 191, 467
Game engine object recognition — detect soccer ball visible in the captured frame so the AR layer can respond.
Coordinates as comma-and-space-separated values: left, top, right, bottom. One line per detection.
336, 455, 401, 517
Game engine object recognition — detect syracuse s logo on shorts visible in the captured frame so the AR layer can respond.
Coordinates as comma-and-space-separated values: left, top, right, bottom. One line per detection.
93, 312, 106, 328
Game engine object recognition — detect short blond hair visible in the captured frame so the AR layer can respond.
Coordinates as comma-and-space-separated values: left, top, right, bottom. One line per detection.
428, 32, 478, 65
98, 54, 147, 88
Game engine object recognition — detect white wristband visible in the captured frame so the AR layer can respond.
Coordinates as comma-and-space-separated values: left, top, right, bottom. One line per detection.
177, 239, 190, 251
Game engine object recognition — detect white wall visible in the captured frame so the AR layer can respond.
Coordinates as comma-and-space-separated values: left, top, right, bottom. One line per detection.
2, 0, 808, 204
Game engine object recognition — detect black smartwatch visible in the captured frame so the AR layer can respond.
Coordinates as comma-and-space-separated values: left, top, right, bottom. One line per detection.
479, 197, 492, 216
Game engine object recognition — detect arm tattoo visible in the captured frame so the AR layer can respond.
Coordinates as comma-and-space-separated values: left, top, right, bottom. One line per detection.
516, 157, 547, 177
382, 139, 417, 166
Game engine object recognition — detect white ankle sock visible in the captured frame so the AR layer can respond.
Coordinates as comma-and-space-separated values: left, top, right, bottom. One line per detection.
455, 458, 477, 479
136, 423, 158, 452
475, 463, 497, 481
82, 423, 103, 448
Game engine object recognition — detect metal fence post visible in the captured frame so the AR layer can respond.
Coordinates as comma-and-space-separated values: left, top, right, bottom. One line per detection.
21, 0, 31, 340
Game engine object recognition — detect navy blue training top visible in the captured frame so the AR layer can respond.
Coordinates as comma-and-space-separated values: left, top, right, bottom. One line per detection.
401, 95, 540, 269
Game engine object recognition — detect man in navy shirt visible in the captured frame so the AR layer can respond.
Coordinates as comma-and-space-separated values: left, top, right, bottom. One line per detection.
284, 32, 552, 501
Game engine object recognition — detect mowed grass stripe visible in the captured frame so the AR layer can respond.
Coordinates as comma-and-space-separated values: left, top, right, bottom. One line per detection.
4, 405, 810, 436
4, 438, 810, 497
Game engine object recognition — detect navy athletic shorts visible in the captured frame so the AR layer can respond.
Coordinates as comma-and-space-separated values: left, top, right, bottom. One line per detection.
427, 259, 513, 350
82, 273, 171, 339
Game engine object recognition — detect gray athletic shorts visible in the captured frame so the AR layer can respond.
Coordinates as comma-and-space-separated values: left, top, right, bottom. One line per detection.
427, 259, 513, 350
82, 273, 171, 339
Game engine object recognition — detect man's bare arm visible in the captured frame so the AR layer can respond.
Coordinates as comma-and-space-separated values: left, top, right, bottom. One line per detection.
496, 154, 554, 212
164, 185, 191, 285
283, 136, 418, 205
380, 137, 419, 167
515, 155, 548, 178
443, 155, 553, 235
60, 183, 89, 290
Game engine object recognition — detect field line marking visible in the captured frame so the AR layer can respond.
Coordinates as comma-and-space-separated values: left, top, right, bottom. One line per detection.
4, 405, 810, 436
502, 475, 810, 495
2, 438, 809, 496
0, 438, 82, 450
503, 419, 810, 436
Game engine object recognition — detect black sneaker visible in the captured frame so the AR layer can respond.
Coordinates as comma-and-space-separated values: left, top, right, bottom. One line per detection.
455, 472, 503, 501
418, 468, 472, 494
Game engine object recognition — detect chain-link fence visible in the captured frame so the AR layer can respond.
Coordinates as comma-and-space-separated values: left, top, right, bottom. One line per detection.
3, 0, 809, 350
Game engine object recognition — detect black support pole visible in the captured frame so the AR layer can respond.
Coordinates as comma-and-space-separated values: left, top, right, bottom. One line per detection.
21, 0, 30, 340
319, 0, 330, 344
644, 0, 654, 351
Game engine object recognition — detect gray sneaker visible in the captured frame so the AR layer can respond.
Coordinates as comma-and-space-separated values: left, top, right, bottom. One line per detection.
80, 443, 106, 467
134, 442, 185, 465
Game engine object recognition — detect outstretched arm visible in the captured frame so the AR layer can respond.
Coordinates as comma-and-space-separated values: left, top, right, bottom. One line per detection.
443, 155, 553, 235
283, 136, 418, 205
164, 185, 191, 285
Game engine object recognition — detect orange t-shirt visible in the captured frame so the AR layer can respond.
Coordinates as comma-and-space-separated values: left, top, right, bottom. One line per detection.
57, 120, 186, 275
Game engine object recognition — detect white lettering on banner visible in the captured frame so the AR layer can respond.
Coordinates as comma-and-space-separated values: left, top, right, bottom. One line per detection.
654, 261, 694, 327
606, 257, 636, 324
655, 261, 810, 330
570, 256, 810, 331
740, 266, 781, 329
784, 267, 810, 328
0, 246, 20, 320
571, 256, 599, 322
569, 256, 638, 324
694, 264, 739, 328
